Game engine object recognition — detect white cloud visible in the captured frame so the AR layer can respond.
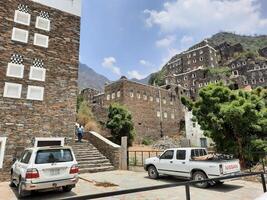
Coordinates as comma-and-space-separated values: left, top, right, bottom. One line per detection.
139, 59, 154, 67
180, 35, 194, 47
101, 57, 121, 76
155, 35, 176, 48
127, 70, 146, 80
144, 0, 267, 35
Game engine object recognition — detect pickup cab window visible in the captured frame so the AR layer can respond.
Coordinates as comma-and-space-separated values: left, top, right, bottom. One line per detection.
191, 149, 207, 158
160, 150, 174, 159
176, 150, 186, 160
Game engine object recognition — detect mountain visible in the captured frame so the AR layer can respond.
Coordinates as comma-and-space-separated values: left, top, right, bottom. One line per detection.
131, 74, 151, 84
208, 32, 267, 52
78, 63, 110, 91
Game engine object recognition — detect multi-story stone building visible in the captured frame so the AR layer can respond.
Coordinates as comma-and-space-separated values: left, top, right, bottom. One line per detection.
89, 76, 185, 142
0, 0, 81, 181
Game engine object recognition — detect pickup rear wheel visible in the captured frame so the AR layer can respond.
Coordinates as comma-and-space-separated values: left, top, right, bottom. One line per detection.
148, 166, 159, 179
192, 171, 208, 188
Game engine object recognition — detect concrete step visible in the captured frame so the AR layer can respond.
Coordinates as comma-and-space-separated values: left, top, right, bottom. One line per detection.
75, 153, 103, 157
79, 166, 115, 173
75, 156, 107, 161
77, 159, 110, 165
74, 151, 102, 155
78, 163, 113, 169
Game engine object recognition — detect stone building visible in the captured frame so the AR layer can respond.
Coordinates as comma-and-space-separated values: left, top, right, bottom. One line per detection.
89, 77, 185, 142
81, 87, 101, 103
215, 42, 243, 62
259, 47, 267, 58
0, 0, 81, 181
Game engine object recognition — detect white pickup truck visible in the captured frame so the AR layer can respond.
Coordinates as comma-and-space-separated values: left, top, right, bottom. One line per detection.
144, 148, 241, 188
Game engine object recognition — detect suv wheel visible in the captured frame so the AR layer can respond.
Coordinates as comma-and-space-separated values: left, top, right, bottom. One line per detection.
192, 171, 208, 188
148, 166, 159, 179
18, 180, 28, 198
9, 173, 16, 188
62, 185, 73, 192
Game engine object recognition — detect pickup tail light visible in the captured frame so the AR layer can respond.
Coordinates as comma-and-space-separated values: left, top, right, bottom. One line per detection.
219, 164, 223, 175
26, 168, 40, 179
70, 164, 79, 174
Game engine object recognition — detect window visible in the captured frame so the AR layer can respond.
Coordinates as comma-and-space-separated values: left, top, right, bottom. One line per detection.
137, 92, 141, 99
6, 63, 24, 78
143, 94, 147, 100
160, 150, 174, 159
20, 151, 32, 164
11, 27, 29, 43
184, 76, 187, 80
171, 113, 175, 119
0, 137, 7, 169
242, 61, 247, 66
156, 97, 160, 103
199, 57, 203, 61
29, 67, 46, 81
176, 150, 186, 160
3, 82, 22, 99
193, 59, 196, 63
130, 91, 134, 98
210, 57, 214, 61
27, 85, 44, 101
187, 60, 191, 65
259, 78, 265, 83
252, 79, 256, 84
199, 83, 203, 87
200, 138, 208, 148
14, 10, 31, 26
107, 94, 110, 100
150, 96, 153, 101
231, 64, 235, 69
187, 54, 191, 58
237, 63, 241, 67
193, 52, 196, 56
191, 149, 207, 158
35, 149, 73, 164
192, 74, 196, 78
243, 80, 248, 85
36, 16, 50, 31
170, 101, 173, 105
157, 111, 161, 118
164, 112, 167, 119
34, 33, 49, 48
117, 91, 121, 98
163, 98, 166, 104
232, 70, 239, 76
209, 49, 213, 54
111, 93, 115, 99
192, 79, 196, 86
192, 122, 196, 127
199, 50, 203, 54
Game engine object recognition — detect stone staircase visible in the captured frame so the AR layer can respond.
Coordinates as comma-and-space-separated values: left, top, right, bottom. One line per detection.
72, 141, 115, 173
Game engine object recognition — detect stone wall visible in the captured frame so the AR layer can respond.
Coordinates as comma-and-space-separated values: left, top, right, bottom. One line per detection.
84, 131, 121, 169
0, 0, 80, 180
102, 78, 184, 143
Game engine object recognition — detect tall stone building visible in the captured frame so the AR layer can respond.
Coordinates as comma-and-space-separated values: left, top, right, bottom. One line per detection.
0, 0, 81, 181
89, 77, 185, 142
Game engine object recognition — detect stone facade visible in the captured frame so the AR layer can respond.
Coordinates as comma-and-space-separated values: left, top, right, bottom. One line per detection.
0, 0, 80, 181
163, 40, 267, 100
89, 77, 185, 143
259, 47, 267, 58
81, 87, 101, 103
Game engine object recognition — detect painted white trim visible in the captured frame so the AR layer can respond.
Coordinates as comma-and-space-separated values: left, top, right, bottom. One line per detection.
183, 44, 217, 54
3, 82, 22, 99
0, 137, 7, 169
27, 85, 44, 101
173, 66, 203, 77
6, 63, 24, 78
29, 67, 46, 82
34, 33, 49, 48
11, 27, 29, 43
14, 10, 31, 26
36, 16, 50, 31
89, 131, 120, 148
34, 137, 65, 147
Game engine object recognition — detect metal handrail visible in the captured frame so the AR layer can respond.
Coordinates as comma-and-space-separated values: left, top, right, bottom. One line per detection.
60, 172, 266, 200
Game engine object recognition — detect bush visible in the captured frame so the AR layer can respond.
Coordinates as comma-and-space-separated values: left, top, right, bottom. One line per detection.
142, 138, 153, 146
85, 121, 100, 132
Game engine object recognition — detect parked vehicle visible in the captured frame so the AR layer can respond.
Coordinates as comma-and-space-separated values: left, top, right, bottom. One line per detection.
144, 147, 241, 188
10, 146, 79, 198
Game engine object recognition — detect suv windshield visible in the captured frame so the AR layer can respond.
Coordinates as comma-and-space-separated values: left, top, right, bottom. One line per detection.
35, 149, 73, 164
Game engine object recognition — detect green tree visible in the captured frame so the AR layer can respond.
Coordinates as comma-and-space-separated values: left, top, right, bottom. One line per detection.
106, 103, 135, 146
76, 94, 84, 112
182, 84, 267, 167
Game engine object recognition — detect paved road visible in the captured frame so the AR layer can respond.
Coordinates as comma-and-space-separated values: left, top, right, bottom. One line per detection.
0, 170, 264, 200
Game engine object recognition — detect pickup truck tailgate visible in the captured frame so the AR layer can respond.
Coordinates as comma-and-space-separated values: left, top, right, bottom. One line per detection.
223, 160, 240, 174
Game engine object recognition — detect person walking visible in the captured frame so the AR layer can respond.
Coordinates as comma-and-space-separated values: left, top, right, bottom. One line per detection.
77, 124, 84, 142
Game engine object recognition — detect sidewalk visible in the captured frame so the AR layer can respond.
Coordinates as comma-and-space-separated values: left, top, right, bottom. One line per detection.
0, 170, 264, 200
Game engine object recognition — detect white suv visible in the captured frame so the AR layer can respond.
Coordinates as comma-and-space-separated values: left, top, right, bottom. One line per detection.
10, 146, 79, 198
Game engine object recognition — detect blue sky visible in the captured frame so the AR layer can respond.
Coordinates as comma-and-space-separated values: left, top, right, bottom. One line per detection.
79, 0, 267, 81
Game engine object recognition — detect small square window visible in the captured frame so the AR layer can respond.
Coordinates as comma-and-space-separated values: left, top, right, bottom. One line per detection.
157, 111, 161, 118
259, 78, 265, 83
3, 82, 22, 99
11, 28, 29, 43
36, 16, 50, 31
27, 85, 44, 101
111, 93, 115, 99
137, 93, 141, 99
199, 50, 203, 54
29, 67, 46, 82
14, 10, 31, 26
130, 92, 134, 98
156, 97, 160, 103
164, 112, 168, 119
106, 94, 110, 100
34, 33, 49, 48
117, 91, 121, 98
171, 113, 175, 119
143, 95, 147, 100
163, 99, 166, 104
6, 63, 24, 78
150, 96, 153, 101
170, 101, 173, 105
